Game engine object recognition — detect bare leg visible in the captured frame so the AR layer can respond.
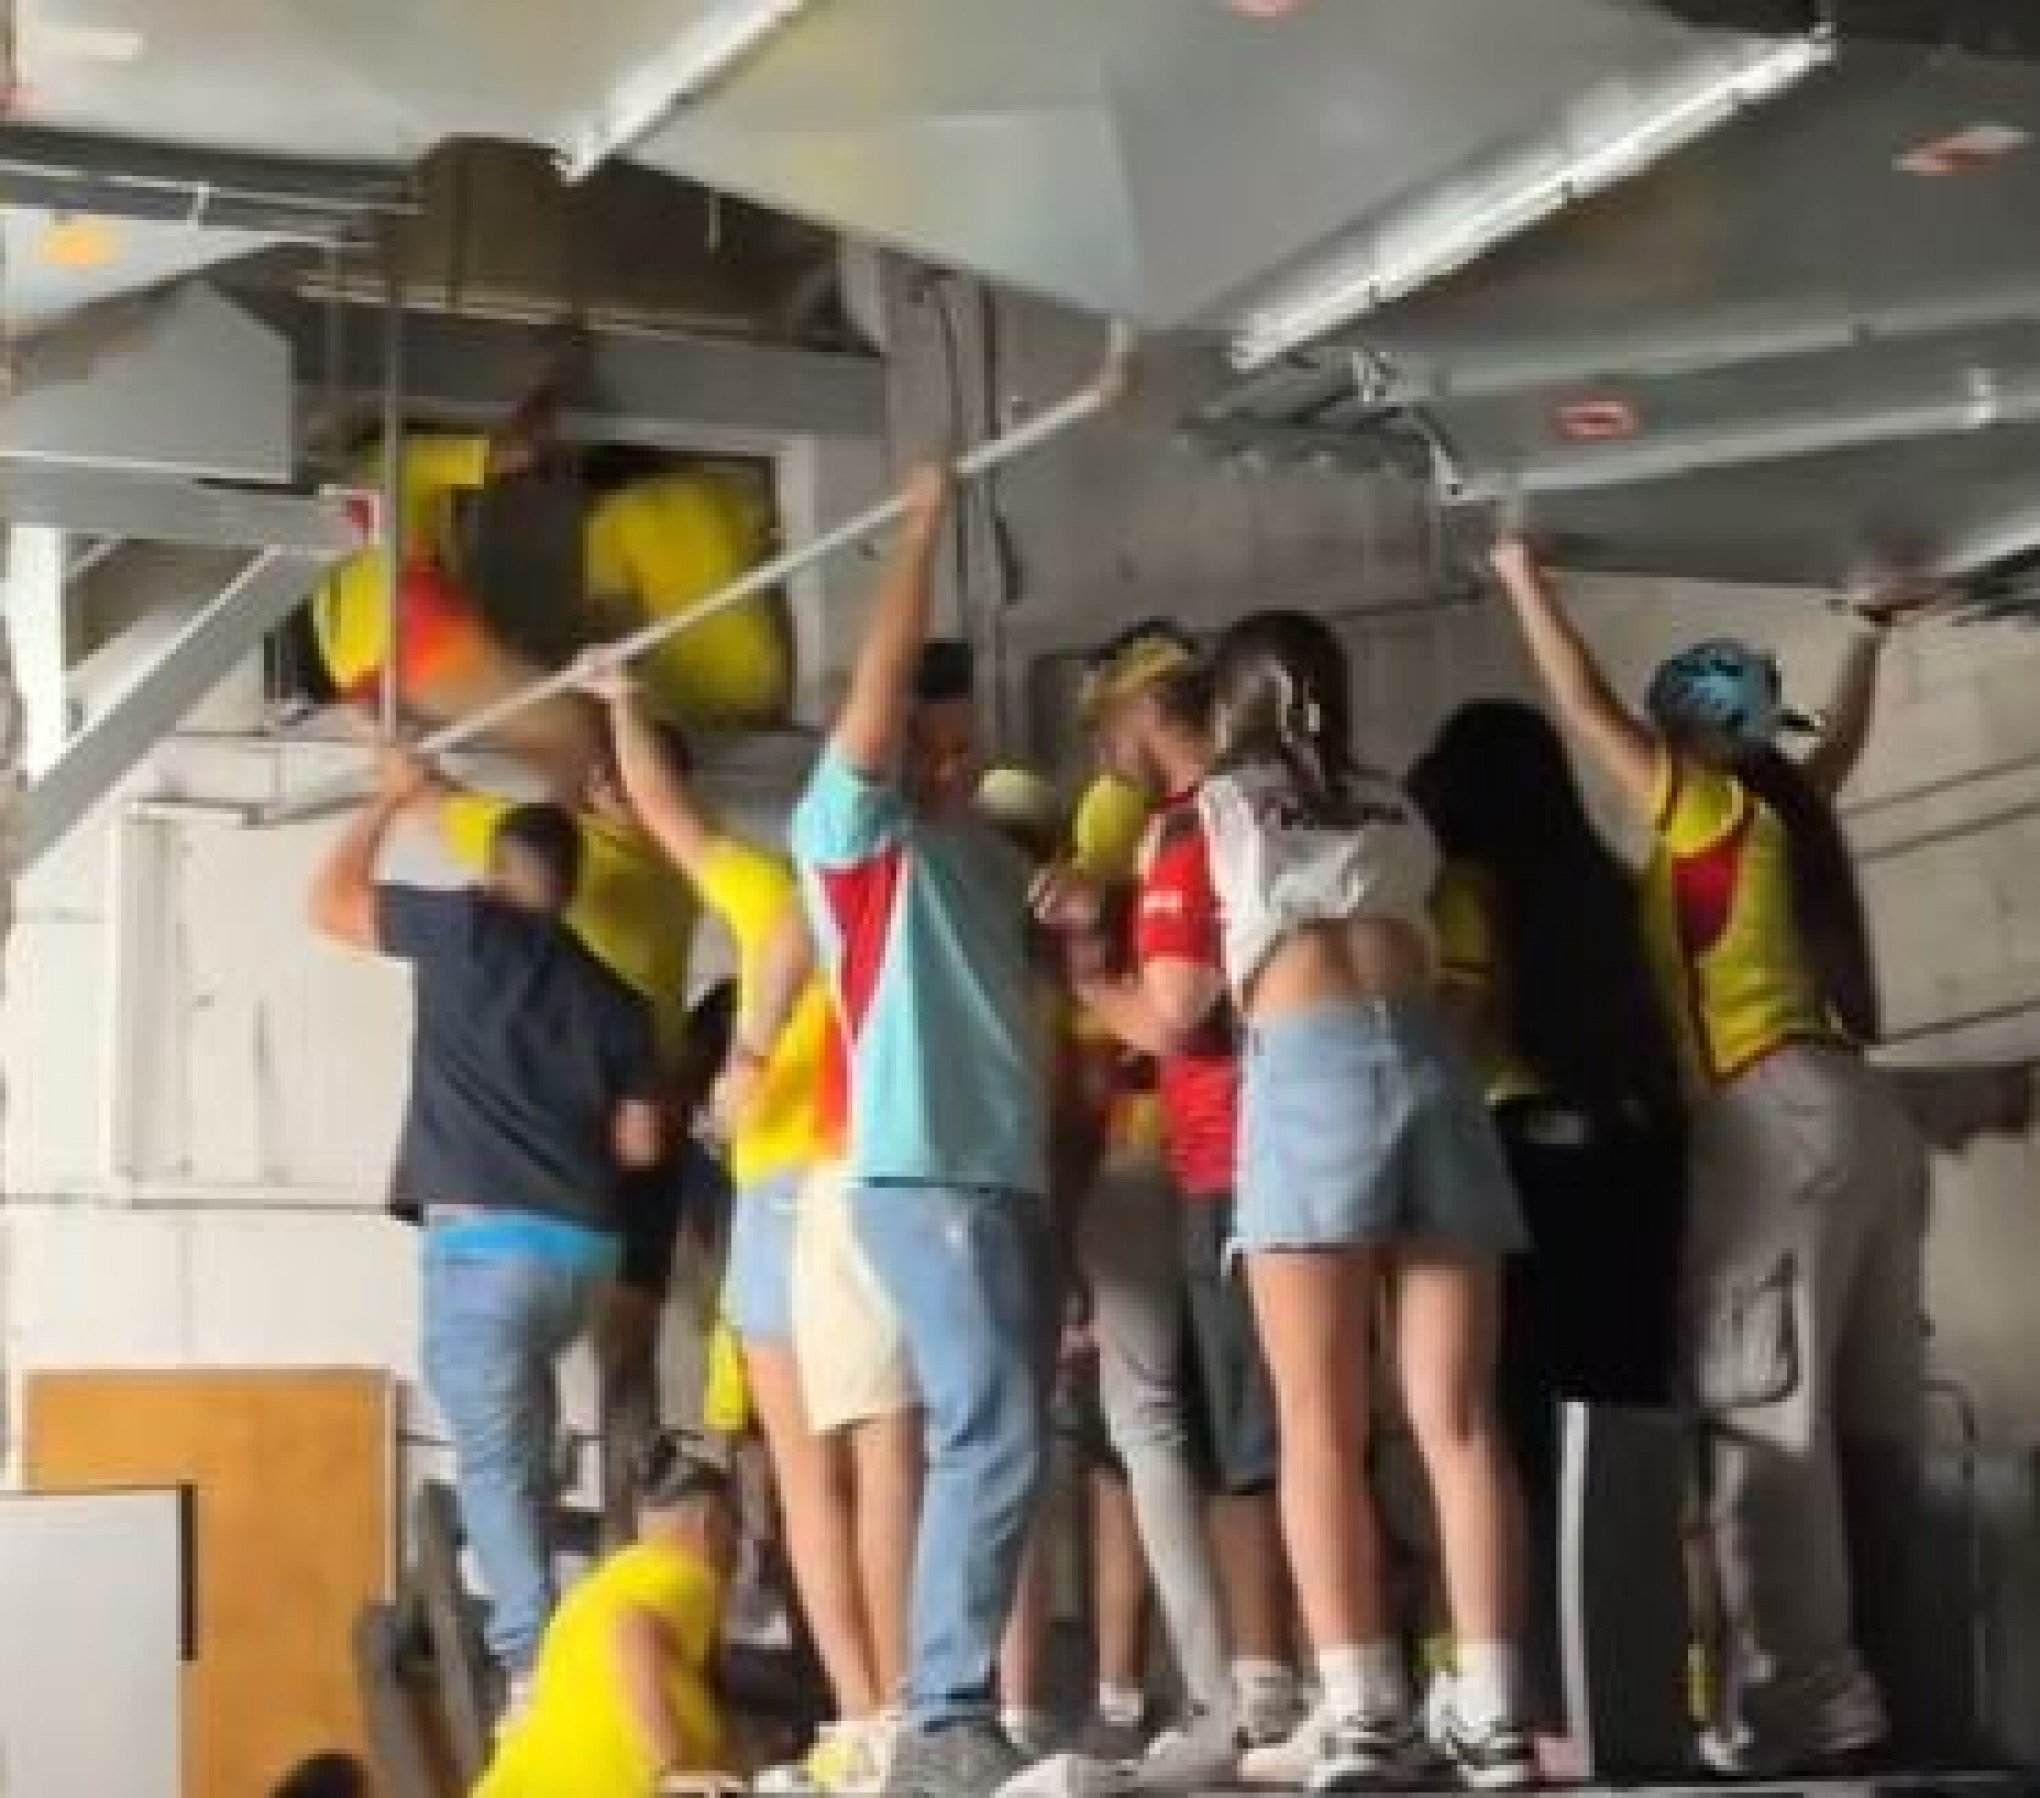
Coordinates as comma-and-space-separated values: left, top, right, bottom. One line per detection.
1092, 1471, 1152, 1698
1246, 1247, 1386, 1654
849, 1407, 925, 1706
747, 1343, 882, 1720
1000, 1514, 1057, 1735
1395, 1254, 1517, 1646
1208, 1491, 1292, 1665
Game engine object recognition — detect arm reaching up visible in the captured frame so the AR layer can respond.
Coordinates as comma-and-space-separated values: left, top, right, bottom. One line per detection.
712, 906, 816, 1136
581, 661, 717, 879
1490, 537, 1661, 815
1799, 575, 1940, 799
831, 463, 953, 779
308, 750, 444, 951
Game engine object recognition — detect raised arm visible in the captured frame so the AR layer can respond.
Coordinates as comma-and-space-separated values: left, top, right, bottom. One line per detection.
308, 750, 441, 951
582, 666, 716, 880
1797, 625, 1887, 802
831, 464, 952, 778
1490, 537, 1660, 815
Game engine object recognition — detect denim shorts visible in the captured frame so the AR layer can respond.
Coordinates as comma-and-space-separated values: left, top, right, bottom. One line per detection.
1238, 999, 1526, 1255
723, 1167, 803, 1345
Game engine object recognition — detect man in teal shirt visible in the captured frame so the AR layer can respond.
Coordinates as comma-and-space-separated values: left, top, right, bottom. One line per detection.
789, 464, 1051, 1797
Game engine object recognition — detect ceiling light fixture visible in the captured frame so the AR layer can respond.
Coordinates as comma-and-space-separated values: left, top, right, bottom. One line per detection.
555, 0, 820, 182
1228, 31, 1835, 371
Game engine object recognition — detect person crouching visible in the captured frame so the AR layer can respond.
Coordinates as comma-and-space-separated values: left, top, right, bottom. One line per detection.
477, 1433, 744, 1798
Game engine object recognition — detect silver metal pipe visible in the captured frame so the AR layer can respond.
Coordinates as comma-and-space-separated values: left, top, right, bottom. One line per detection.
1363, 284, 2040, 407
258, 322, 1135, 827
1453, 368, 2040, 502
377, 234, 408, 741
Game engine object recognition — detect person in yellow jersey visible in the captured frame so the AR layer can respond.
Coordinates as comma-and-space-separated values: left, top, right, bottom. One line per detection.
428, 739, 704, 1548
580, 655, 918, 1796
1408, 699, 1689, 1770
1490, 537, 1935, 1778
476, 1430, 744, 1798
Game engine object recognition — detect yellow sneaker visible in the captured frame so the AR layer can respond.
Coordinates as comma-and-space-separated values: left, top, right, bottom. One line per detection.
754, 1718, 895, 1795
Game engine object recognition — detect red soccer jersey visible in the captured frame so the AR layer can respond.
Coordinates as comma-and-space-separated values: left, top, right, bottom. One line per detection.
1133, 792, 1239, 1199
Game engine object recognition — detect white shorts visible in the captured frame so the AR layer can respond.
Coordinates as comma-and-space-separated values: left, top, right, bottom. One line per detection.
790, 1164, 919, 1433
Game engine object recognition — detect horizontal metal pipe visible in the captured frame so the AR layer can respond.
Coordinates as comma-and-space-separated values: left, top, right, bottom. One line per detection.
1452, 369, 2040, 502
258, 322, 1134, 827
1365, 285, 2040, 407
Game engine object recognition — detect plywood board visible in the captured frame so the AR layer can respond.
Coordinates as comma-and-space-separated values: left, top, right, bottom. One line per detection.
24, 1368, 395, 1798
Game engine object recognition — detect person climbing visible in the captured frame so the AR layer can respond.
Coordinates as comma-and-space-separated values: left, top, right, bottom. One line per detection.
581, 660, 915, 1794
476, 1430, 747, 1798
788, 462, 1052, 1798
1185, 609, 1532, 1792
310, 748, 664, 1711
418, 738, 704, 1548
1035, 619, 1304, 1791
1489, 538, 1933, 1776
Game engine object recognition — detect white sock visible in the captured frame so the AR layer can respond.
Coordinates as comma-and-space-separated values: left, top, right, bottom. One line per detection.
1317, 1643, 1410, 1725
1003, 1705, 1056, 1749
1452, 1641, 1522, 1732
1097, 1682, 1145, 1729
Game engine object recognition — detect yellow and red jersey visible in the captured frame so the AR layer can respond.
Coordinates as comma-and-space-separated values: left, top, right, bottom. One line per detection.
1642, 752, 1841, 1091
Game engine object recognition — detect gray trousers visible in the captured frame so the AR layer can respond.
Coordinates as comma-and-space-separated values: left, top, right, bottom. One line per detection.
1079, 1166, 1235, 1723
1685, 1044, 1928, 1763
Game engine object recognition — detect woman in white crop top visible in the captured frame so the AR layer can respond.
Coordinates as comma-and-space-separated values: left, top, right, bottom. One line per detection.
1201, 610, 1533, 1792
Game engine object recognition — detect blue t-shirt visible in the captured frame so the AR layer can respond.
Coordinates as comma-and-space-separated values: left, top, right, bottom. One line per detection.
379, 887, 659, 1248
789, 747, 1047, 1195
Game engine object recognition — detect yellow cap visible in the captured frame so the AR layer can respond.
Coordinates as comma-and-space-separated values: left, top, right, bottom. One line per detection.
1072, 774, 1150, 882
1077, 626, 1198, 726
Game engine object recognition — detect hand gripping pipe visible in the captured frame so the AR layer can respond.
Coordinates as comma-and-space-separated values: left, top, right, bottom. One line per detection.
260, 320, 1135, 827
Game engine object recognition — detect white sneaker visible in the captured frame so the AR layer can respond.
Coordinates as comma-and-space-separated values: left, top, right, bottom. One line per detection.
1306, 1712, 1421, 1793
1436, 1704, 1536, 1792
1236, 1704, 1332, 1788
1135, 1710, 1242, 1791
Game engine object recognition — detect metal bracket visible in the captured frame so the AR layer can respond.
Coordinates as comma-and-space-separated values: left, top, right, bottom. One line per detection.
0, 468, 365, 555
18, 547, 345, 866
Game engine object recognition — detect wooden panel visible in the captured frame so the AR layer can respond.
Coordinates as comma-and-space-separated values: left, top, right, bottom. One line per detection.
24, 1368, 395, 1798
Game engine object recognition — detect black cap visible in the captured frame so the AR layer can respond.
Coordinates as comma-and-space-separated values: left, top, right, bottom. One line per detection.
637, 1430, 734, 1509
913, 638, 975, 703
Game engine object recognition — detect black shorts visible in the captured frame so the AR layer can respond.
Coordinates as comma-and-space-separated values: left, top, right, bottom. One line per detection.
1180, 1192, 1280, 1497
617, 1139, 730, 1299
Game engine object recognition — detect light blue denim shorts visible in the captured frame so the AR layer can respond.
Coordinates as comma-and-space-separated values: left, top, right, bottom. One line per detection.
723, 1167, 804, 1345
1237, 999, 1526, 1255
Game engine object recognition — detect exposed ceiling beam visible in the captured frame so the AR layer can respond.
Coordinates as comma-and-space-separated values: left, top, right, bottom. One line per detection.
0, 466, 365, 556
18, 547, 339, 867
0, 124, 414, 236
257, 293, 886, 447
554, 0, 823, 181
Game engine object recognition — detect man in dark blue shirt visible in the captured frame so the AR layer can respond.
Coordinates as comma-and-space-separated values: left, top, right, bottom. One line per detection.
310, 748, 662, 1703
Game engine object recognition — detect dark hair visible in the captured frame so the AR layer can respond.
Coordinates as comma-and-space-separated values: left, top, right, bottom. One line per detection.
1150, 662, 1215, 732
494, 802, 584, 909
913, 638, 975, 704
1740, 748, 1882, 1044
270, 1753, 368, 1798
685, 979, 738, 1071
1210, 610, 1361, 819
1409, 702, 1684, 1127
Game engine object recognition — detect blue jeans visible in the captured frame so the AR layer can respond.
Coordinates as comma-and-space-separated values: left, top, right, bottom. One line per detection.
422, 1242, 601, 1674
851, 1182, 1050, 1728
